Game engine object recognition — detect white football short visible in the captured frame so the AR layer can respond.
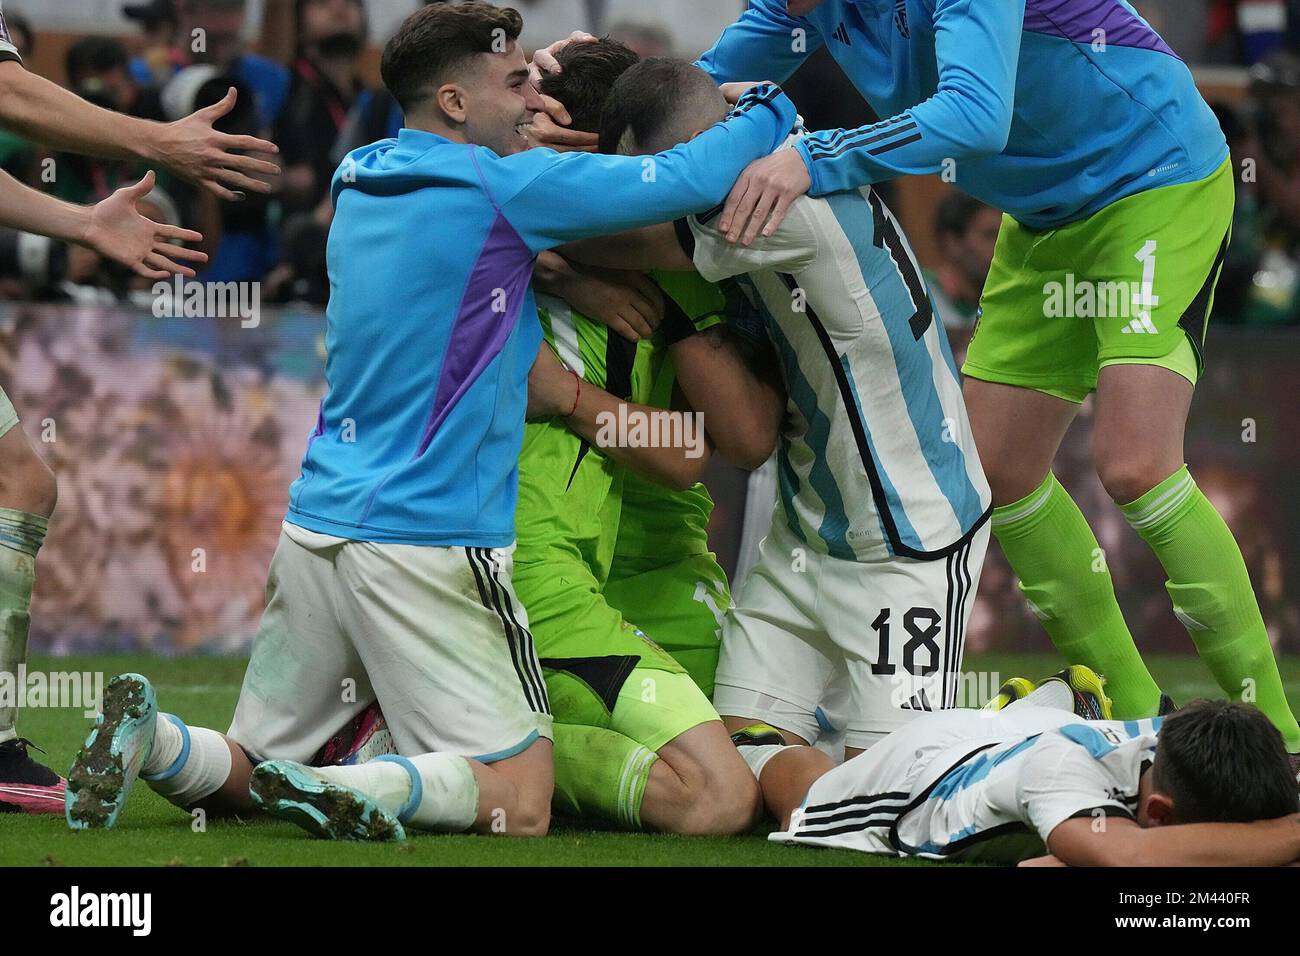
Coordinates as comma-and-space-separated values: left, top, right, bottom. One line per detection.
714, 519, 989, 753
228, 523, 553, 764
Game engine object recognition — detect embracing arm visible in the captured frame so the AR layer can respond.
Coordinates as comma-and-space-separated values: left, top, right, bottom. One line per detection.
672, 326, 783, 471
0, 62, 279, 201
560, 223, 694, 274
696, 0, 822, 87
1045, 813, 1300, 868
528, 343, 712, 492
500, 85, 796, 250
794, 0, 1023, 195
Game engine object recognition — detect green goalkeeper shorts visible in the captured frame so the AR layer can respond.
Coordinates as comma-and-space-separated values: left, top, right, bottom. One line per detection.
514, 553, 719, 753
603, 553, 730, 699
963, 159, 1234, 404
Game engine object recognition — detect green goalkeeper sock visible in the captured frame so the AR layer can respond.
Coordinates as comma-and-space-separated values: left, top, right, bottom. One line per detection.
1119, 466, 1300, 752
551, 723, 658, 830
0, 508, 47, 743
992, 473, 1162, 719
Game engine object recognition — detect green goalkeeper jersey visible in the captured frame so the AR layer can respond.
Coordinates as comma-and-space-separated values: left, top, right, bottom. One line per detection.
514, 291, 653, 587
614, 270, 726, 567
517, 272, 727, 583
515, 272, 730, 671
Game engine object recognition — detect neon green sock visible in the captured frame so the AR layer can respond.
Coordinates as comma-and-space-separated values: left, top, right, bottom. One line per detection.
0, 507, 47, 741
992, 474, 1162, 719
551, 723, 658, 830
1120, 466, 1300, 752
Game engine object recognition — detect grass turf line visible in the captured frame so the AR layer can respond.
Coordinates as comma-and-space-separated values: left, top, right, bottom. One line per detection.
2, 652, 1297, 868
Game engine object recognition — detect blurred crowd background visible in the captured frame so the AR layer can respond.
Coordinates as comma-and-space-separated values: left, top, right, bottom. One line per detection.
1, 1, 1298, 658
0, 0, 1298, 324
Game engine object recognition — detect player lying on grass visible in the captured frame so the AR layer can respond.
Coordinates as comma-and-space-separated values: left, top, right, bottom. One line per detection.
62, 3, 799, 841
639, 0, 1297, 760
0, 0, 278, 813
559, 56, 991, 762
739, 668, 1300, 866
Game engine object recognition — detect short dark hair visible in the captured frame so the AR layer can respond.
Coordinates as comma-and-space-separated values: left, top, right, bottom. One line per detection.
1152, 699, 1298, 824
537, 37, 639, 134
381, 2, 523, 113
66, 36, 130, 89
598, 57, 720, 155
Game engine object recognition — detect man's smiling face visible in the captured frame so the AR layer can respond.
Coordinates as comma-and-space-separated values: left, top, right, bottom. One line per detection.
461, 42, 545, 157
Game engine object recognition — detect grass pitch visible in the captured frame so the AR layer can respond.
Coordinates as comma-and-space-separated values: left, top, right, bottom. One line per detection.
3, 651, 1297, 868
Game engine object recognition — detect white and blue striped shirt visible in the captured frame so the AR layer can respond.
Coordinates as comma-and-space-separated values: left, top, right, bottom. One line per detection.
685, 150, 990, 562
774, 705, 1162, 863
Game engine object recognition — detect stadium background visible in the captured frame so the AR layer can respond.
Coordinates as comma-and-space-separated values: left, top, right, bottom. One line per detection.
1, 0, 1299, 663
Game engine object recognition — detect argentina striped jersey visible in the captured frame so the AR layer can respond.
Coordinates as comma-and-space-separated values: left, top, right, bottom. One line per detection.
681, 147, 990, 561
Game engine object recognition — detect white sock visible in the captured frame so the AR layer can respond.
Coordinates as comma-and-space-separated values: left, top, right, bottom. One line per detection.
313, 759, 419, 818
737, 743, 787, 782
141, 716, 232, 808
316, 753, 478, 832
143, 712, 185, 774
0, 509, 44, 740
1023, 679, 1074, 713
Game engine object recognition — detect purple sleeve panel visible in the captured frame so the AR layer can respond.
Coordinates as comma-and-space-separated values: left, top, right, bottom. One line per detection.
1023, 0, 1179, 57
413, 210, 535, 460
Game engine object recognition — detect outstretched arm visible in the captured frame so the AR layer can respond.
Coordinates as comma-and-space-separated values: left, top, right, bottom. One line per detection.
695, 0, 822, 88
715, 0, 1025, 243
1045, 814, 1300, 868
0, 62, 279, 201
500, 85, 797, 252
671, 326, 784, 471
0, 169, 206, 279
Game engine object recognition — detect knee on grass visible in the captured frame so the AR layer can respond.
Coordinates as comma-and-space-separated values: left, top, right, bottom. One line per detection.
656, 749, 760, 836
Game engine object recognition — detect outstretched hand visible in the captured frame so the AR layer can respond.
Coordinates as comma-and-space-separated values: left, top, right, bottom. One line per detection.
82, 171, 208, 280
154, 87, 282, 202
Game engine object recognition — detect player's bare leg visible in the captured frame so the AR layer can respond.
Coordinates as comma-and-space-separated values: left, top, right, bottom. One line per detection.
1094, 362, 1300, 751
726, 720, 834, 827
963, 376, 1164, 717
0, 424, 64, 813
638, 720, 761, 835
465, 736, 553, 835
963, 378, 1077, 506
758, 746, 836, 829
1091, 363, 1190, 504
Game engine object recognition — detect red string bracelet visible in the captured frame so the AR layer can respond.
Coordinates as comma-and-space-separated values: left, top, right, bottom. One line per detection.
565, 370, 581, 418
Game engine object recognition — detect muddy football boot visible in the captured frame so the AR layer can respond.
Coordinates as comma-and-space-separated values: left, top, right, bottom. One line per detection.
250, 759, 406, 841
65, 673, 158, 829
